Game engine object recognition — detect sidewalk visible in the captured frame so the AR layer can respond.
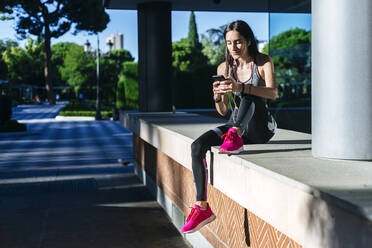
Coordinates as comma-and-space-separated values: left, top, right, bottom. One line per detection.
0, 104, 191, 248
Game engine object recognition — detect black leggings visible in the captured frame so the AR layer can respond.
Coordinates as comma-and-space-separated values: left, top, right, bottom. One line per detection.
191, 95, 274, 201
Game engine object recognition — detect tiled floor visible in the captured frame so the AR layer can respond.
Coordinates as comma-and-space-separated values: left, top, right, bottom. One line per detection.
0, 104, 191, 248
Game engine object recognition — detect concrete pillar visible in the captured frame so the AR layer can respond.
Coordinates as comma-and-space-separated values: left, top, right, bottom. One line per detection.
137, 2, 172, 112
312, 0, 372, 160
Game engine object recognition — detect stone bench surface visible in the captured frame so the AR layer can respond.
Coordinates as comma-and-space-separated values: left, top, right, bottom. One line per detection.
122, 111, 372, 222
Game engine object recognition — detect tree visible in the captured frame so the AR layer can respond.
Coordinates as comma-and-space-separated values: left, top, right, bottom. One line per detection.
1, 0, 109, 104
0, 57, 7, 80
106, 49, 134, 107
0, 40, 18, 80
117, 61, 138, 110
3, 38, 44, 85
201, 24, 226, 65
172, 38, 193, 72
0, 40, 18, 52
188, 11, 200, 49
59, 45, 94, 99
51, 42, 80, 86
172, 11, 212, 109
172, 11, 207, 72
262, 28, 311, 102
263, 28, 311, 83
0, 0, 15, 19
107, 49, 134, 65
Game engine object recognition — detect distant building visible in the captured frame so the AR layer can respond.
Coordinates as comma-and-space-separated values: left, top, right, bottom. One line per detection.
106, 33, 124, 52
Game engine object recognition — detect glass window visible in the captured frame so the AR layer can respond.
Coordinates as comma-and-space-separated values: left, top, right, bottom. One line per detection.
268, 13, 311, 107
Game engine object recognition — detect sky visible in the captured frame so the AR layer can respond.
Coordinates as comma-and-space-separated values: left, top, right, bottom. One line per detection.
0, 10, 311, 61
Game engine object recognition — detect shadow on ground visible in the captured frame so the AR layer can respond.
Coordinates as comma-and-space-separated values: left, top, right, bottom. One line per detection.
0, 165, 191, 248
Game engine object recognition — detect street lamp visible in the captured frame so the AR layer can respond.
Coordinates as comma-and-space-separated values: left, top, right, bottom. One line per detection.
84, 38, 102, 120
107, 40, 114, 52
84, 40, 91, 53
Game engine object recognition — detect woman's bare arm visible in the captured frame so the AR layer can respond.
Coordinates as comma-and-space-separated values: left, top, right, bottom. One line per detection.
247, 55, 278, 100
213, 62, 230, 116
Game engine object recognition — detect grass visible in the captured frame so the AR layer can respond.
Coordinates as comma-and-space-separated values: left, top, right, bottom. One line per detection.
59, 100, 113, 118
59, 110, 112, 117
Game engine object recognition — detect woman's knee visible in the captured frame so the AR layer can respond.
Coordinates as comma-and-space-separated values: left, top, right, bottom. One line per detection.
191, 139, 204, 159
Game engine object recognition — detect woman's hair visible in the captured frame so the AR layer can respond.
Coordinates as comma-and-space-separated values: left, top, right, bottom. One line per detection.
223, 20, 259, 76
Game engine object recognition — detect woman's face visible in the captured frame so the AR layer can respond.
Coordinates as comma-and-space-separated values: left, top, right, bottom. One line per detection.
225, 30, 250, 60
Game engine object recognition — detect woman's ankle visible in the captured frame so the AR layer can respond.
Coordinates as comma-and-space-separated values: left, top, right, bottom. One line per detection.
232, 126, 243, 137
195, 201, 208, 210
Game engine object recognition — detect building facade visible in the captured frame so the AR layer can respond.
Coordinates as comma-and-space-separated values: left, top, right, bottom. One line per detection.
105, 33, 124, 52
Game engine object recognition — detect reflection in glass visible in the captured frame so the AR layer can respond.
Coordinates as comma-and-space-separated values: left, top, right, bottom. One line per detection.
267, 13, 311, 107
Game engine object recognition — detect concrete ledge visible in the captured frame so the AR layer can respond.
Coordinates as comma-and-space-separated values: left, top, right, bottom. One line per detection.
133, 161, 214, 248
55, 116, 95, 121
121, 111, 372, 248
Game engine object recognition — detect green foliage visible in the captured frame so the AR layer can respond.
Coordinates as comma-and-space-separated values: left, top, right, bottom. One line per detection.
51, 42, 80, 86
0, 58, 7, 80
117, 61, 138, 110
5, 0, 109, 40
56, 47, 135, 106
116, 77, 126, 110
60, 45, 95, 98
107, 49, 134, 65
1, 0, 110, 104
61, 100, 94, 111
2, 38, 44, 85
201, 25, 227, 66
201, 35, 225, 66
265, 28, 311, 106
122, 61, 138, 78
0, 40, 18, 53
0, 0, 16, 18
172, 11, 213, 108
59, 100, 111, 117
0, 94, 12, 124
261, 43, 269, 55
104, 49, 135, 108
172, 38, 193, 71
100, 57, 118, 105
172, 11, 208, 72
0, 39, 18, 80
188, 11, 200, 49
268, 28, 311, 83
59, 110, 112, 117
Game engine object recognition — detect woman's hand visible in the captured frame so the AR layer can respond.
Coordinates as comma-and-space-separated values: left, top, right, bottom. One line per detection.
215, 78, 242, 94
213, 81, 225, 100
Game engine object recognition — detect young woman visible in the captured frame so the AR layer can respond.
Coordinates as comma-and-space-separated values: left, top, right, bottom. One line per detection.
181, 20, 278, 234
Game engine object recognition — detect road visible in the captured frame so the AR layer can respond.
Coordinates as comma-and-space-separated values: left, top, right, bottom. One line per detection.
0, 103, 190, 248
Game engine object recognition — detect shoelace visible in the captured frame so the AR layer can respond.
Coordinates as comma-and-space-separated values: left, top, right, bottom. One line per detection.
221, 130, 237, 141
186, 206, 196, 222
191, 208, 202, 221
190, 206, 210, 221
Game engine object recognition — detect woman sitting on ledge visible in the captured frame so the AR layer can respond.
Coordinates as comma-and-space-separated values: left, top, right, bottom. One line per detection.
181, 20, 278, 234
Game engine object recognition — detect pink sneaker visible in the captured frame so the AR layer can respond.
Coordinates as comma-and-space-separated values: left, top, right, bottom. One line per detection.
180, 204, 216, 234
218, 128, 244, 154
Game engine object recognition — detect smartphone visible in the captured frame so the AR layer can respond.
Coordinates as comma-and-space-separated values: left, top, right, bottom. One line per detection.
212, 75, 226, 81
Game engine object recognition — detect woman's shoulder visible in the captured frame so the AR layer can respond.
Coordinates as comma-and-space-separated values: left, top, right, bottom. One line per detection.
217, 61, 228, 76
217, 61, 227, 70
255, 53, 273, 67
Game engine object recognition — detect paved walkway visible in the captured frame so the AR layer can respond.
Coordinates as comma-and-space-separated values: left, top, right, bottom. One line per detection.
0, 104, 190, 248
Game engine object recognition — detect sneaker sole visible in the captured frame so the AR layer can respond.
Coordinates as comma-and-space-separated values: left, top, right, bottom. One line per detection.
218, 146, 244, 155
183, 214, 216, 234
